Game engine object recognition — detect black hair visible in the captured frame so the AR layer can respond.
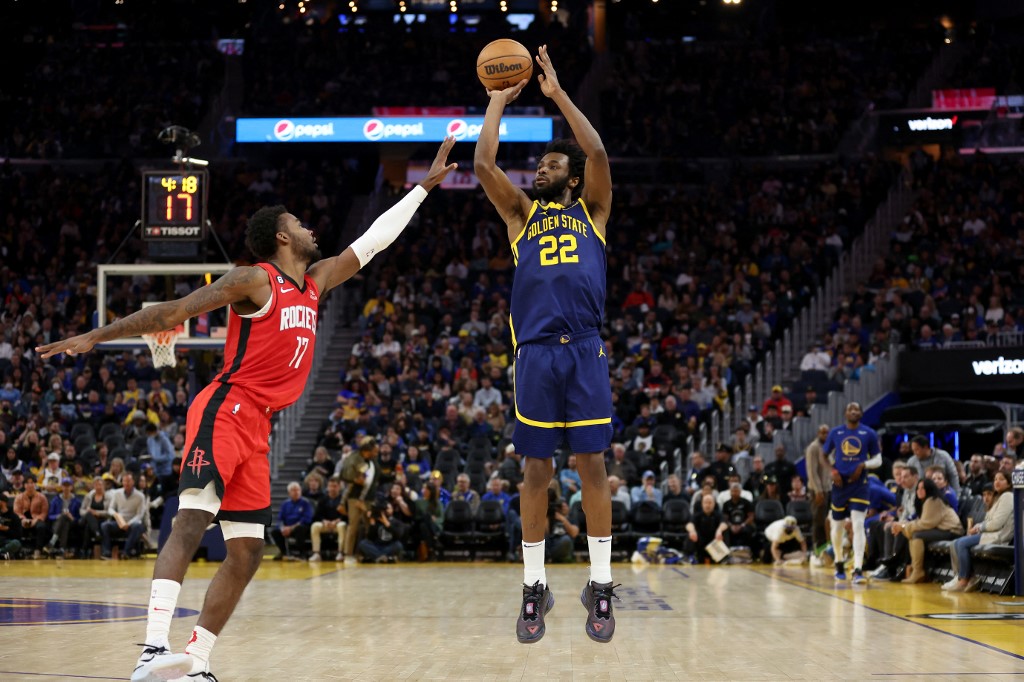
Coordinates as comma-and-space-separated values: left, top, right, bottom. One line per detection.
914, 476, 946, 517
910, 434, 930, 448
246, 205, 287, 260
542, 139, 587, 201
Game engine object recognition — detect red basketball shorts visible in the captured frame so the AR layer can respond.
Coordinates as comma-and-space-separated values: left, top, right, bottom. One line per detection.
179, 381, 273, 525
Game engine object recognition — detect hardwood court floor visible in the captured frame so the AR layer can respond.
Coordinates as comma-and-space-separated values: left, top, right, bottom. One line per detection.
1, 558, 1023, 681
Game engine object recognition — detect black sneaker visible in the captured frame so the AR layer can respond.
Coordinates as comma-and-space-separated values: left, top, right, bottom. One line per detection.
516, 581, 555, 644
580, 581, 620, 643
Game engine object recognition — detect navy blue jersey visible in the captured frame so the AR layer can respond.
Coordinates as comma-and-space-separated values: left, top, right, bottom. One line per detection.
824, 423, 881, 478
510, 200, 606, 347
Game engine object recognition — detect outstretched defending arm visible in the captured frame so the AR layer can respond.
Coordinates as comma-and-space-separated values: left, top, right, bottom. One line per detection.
308, 137, 458, 294
35, 266, 270, 359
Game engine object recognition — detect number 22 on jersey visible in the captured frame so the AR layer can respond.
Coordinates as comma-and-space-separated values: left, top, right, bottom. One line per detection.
538, 234, 579, 266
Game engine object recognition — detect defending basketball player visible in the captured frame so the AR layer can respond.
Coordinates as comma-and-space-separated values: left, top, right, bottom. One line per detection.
474, 45, 618, 644
823, 401, 882, 585
36, 138, 458, 681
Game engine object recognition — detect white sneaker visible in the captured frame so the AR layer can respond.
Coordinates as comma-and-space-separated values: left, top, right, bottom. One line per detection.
167, 664, 217, 682
335, 552, 344, 562
344, 556, 358, 566
308, 552, 321, 562
131, 651, 192, 682
940, 577, 960, 591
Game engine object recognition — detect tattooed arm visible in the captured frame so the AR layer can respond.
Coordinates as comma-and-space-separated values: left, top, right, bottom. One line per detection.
35, 266, 270, 359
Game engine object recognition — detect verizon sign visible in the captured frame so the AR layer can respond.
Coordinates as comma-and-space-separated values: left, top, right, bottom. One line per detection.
972, 356, 1024, 376
900, 348, 1024, 392
906, 115, 957, 131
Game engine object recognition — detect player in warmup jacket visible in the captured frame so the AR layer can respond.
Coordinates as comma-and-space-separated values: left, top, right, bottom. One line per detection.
823, 401, 882, 585
37, 138, 458, 682
475, 45, 618, 645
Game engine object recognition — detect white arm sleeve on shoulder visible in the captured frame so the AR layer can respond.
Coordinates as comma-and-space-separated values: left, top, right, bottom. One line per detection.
864, 453, 882, 469
349, 185, 428, 267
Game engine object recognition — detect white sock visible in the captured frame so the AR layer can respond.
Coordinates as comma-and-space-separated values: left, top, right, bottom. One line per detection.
830, 521, 846, 565
588, 535, 613, 584
145, 579, 181, 649
184, 625, 217, 670
851, 510, 867, 571
522, 540, 546, 586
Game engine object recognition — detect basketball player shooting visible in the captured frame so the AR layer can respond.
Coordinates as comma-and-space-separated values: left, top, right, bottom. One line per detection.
36, 138, 458, 682
473, 45, 618, 644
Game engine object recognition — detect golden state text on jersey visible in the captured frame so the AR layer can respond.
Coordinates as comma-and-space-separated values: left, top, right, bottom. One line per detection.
509, 200, 607, 347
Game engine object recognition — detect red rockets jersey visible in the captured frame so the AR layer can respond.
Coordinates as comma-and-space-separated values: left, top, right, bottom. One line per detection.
213, 262, 319, 411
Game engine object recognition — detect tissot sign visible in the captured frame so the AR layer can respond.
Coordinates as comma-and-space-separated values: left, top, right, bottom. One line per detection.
235, 117, 553, 143
899, 348, 1024, 392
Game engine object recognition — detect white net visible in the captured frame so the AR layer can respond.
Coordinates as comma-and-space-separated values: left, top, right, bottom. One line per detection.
142, 329, 182, 368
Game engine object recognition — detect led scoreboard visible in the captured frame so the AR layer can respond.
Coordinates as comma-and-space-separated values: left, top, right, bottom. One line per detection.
141, 170, 208, 240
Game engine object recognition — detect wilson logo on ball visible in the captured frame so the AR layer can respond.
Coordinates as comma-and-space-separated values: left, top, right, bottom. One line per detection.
484, 62, 524, 76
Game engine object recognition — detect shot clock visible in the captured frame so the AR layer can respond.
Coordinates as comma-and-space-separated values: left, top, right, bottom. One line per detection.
141, 169, 208, 240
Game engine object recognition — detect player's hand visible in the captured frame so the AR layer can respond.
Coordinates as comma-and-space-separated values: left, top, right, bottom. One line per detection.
420, 136, 459, 192
814, 491, 825, 506
830, 469, 843, 487
486, 78, 527, 105
535, 44, 563, 98
36, 331, 100, 359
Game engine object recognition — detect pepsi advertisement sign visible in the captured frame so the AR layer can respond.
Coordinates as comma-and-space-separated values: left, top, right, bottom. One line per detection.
236, 117, 554, 143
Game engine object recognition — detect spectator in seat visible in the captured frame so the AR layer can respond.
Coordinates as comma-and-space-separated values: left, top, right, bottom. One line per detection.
701, 444, 736, 491
340, 437, 380, 565
79, 477, 111, 556
306, 446, 335, 482
482, 476, 512, 513
607, 443, 638, 487
685, 494, 726, 564
45, 477, 81, 555
943, 471, 1014, 592
744, 456, 767, 500
908, 435, 960, 497
630, 421, 655, 458
545, 491, 579, 564
631, 470, 663, 508
894, 477, 963, 584
38, 452, 67, 495
0, 496, 22, 559
766, 515, 808, 565
1003, 426, 1024, 460
762, 385, 792, 417
558, 454, 582, 500
964, 454, 989, 497
143, 423, 175, 479
722, 482, 757, 552
451, 473, 480, 513
357, 500, 404, 563
788, 475, 809, 503
764, 446, 797, 504
302, 472, 326, 506
716, 473, 753, 506
608, 475, 631, 511
100, 471, 146, 559
926, 465, 958, 512
663, 474, 688, 504
309, 476, 347, 562
14, 476, 48, 558
495, 444, 522, 487
272, 481, 314, 561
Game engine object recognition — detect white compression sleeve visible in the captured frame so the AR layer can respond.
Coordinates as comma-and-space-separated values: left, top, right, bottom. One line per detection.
864, 453, 882, 469
349, 185, 428, 267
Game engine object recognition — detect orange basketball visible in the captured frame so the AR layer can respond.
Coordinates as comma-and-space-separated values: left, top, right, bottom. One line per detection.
476, 39, 533, 91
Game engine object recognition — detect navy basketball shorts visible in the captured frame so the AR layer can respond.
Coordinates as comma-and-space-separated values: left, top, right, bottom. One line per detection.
512, 330, 613, 458
830, 478, 869, 521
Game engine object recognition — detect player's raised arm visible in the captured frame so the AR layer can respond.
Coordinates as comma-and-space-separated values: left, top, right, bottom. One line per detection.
308, 137, 458, 295
474, 80, 533, 233
35, 265, 270, 359
535, 45, 612, 230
